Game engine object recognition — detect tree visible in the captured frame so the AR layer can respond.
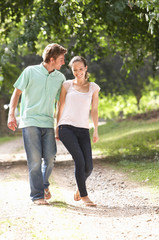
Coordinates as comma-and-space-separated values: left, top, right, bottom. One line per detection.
124, 58, 153, 109
0, 0, 159, 67
0, 62, 21, 135
88, 54, 153, 109
59, 0, 159, 68
0, 0, 159, 133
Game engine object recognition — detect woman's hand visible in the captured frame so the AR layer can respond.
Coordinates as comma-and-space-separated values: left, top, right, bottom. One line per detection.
93, 130, 99, 143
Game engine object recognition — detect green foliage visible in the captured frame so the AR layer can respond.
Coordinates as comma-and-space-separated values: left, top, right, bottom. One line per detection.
1, 0, 159, 68
98, 77, 159, 120
0, 62, 21, 99
135, 0, 159, 34
58, 0, 159, 68
0, 0, 69, 52
0, 0, 33, 24
89, 54, 153, 107
98, 94, 137, 119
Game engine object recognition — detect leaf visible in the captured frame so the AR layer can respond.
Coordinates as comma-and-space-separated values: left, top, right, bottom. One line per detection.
145, 14, 149, 21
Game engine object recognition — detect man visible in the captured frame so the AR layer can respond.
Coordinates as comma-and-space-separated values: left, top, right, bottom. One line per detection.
8, 43, 67, 205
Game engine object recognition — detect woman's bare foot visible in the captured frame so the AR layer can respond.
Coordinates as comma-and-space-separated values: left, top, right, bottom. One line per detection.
44, 188, 51, 200
74, 189, 81, 201
81, 196, 96, 207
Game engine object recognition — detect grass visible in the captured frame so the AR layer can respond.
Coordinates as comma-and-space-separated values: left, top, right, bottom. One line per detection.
91, 119, 159, 189
0, 136, 17, 144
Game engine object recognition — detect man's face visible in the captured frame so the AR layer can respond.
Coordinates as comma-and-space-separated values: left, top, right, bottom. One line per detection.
53, 54, 65, 70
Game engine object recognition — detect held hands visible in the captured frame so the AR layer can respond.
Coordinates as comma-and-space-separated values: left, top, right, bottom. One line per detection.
56, 125, 99, 142
8, 115, 17, 131
93, 130, 99, 143
55, 126, 59, 140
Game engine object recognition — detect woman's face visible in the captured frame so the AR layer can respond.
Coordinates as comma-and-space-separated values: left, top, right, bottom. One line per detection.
71, 61, 87, 80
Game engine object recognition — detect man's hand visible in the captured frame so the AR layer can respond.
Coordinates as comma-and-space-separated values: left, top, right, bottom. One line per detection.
55, 126, 59, 140
8, 115, 17, 131
7, 88, 22, 131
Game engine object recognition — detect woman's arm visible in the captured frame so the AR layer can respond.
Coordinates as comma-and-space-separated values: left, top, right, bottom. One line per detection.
55, 85, 67, 139
91, 90, 99, 143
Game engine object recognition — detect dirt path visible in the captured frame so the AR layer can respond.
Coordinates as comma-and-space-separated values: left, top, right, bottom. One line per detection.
0, 137, 159, 240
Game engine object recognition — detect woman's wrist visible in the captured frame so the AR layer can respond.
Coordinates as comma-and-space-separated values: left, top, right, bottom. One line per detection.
94, 125, 98, 130
94, 128, 98, 133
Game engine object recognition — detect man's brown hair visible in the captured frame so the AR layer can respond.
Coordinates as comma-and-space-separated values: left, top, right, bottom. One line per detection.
42, 43, 67, 63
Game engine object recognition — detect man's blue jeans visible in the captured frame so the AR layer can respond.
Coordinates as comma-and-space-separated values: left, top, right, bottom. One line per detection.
59, 125, 93, 197
22, 127, 56, 201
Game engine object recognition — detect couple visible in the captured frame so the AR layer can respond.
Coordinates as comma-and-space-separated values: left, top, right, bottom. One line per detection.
8, 43, 100, 207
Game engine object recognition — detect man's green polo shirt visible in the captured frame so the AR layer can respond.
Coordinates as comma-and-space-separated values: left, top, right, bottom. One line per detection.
14, 63, 66, 128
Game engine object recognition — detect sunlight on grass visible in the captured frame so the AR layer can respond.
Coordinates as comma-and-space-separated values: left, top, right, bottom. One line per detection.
91, 120, 159, 188
116, 160, 159, 187
92, 120, 159, 157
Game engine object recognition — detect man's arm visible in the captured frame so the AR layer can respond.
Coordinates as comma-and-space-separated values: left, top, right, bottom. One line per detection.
55, 85, 67, 139
8, 88, 22, 131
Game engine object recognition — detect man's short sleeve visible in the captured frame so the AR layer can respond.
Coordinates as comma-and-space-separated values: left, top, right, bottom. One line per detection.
55, 75, 66, 101
14, 67, 30, 91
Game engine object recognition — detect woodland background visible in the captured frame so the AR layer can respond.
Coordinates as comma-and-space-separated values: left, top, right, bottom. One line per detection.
0, 0, 159, 135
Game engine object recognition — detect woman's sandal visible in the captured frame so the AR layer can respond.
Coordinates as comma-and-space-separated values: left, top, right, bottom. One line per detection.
82, 201, 97, 207
81, 196, 97, 207
74, 190, 81, 201
33, 199, 49, 205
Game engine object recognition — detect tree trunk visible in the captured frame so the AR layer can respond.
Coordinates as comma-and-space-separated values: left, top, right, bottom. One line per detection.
0, 97, 8, 136
136, 95, 141, 111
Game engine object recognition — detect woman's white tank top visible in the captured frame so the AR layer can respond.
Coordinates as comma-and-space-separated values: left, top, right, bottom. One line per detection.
58, 80, 100, 129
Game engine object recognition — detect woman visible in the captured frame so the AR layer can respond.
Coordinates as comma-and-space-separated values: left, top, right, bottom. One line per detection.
56, 56, 100, 206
